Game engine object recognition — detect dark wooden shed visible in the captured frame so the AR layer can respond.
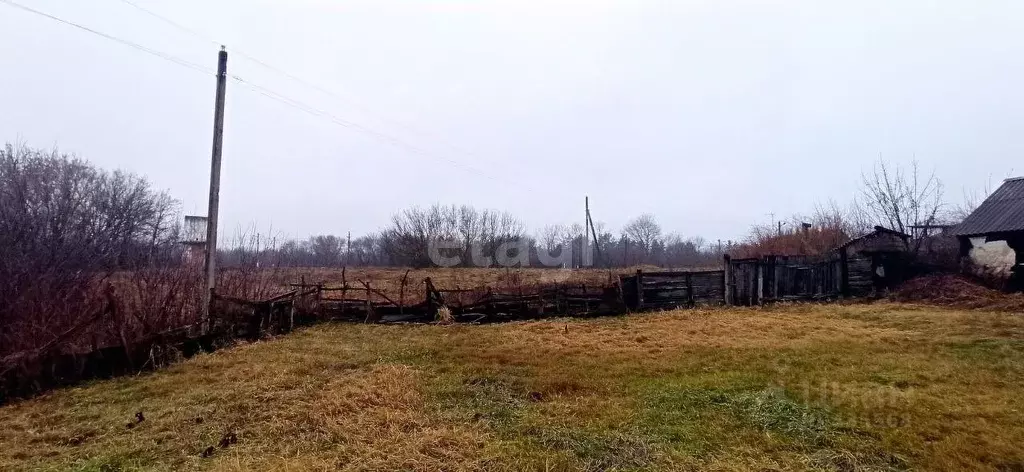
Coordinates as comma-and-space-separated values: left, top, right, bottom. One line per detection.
837, 226, 910, 296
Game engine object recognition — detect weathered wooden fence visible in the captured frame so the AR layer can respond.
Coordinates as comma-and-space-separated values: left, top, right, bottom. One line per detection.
619, 254, 854, 309
294, 277, 620, 324
620, 270, 726, 309
0, 291, 299, 405
2, 253, 889, 404
0, 275, 628, 404
724, 255, 845, 305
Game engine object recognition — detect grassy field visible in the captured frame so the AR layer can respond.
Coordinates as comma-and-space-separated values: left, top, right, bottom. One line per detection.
1, 303, 1023, 471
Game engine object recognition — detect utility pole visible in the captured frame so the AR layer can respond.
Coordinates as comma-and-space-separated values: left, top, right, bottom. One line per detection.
202, 46, 228, 330
585, 197, 602, 267
585, 195, 593, 268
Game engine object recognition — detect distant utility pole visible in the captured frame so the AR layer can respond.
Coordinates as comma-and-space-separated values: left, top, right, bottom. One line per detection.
583, 196, 590, 267
202, 46, 228, 329
585, 197, 602, 267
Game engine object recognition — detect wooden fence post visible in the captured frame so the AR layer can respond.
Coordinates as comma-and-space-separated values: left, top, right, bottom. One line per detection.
686, 271, 694, 307
635, 269, 644, 310
288, 294, 296, 331
341, 268, 348, 318
771, 256, 781, 299
424, 277, 437, 317
399, 269, 410, 316
756, 261, 764, 306
363, 281, 375, 323
723, 255, 732, 306
840, 247, 850, 297
298, 275, 306, 321
316, 283, 323, 320
615, 276, 628, 313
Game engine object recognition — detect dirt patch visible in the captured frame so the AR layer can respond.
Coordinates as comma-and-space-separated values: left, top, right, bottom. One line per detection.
892, 275, 1024, 312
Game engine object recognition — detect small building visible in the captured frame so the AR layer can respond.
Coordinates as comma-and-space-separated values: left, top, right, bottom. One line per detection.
836, 226, 911, 296
180, 215, 208, 266
954, 177, 1024, 289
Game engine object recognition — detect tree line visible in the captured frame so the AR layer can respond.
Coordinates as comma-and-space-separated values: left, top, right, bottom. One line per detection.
2, 142, 976, 278
219, 157, 971, 269
220, 206, 727, 269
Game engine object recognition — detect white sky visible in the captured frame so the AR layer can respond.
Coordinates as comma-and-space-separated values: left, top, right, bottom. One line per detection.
1, 0, 1021, 243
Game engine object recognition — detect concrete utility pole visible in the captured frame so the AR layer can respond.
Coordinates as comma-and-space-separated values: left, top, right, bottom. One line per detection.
583, 196, 590, 267
202, 46, 228, 329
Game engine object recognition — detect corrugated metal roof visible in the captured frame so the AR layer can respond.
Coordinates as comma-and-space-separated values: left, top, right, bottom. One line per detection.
954, 177, 1024, 236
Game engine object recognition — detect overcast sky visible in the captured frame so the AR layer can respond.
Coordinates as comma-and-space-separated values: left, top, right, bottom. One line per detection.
1, 0, 1021, 243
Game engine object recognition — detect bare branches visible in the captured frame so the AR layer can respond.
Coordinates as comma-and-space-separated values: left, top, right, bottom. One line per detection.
379, 204, 525, 267
952, 176, 995, 222
0, 143, 183, 356
623, 213, 662, 255
859, 157, 947, 236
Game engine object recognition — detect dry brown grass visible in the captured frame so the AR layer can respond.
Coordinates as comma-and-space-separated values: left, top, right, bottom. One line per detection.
1, 303, 1023, 471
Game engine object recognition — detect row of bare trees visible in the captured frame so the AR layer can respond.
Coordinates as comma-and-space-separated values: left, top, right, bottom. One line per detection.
533, 217, 722, 268
228, 208, 723, 269
220, 205, 529, 268
217, 157, 980, 269
380, 204, 526, 267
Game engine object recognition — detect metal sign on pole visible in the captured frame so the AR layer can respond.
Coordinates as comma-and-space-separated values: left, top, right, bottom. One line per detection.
202, 46, 228, 331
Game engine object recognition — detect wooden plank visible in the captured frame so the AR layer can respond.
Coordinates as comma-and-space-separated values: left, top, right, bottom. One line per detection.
723, 254, 732, 306
636, 269, 644, 310
643, 289, 691, 299
686, 272, 694, 306
756, 262, 764, 306
641, 270, 726, 278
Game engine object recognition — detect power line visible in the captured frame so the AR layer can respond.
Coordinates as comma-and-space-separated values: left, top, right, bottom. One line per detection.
111, 0, 525, 186
5, 0, 523, 187
0, 0, 213, 75
117, 0, 331, 90
229, 74, 510, 184
111, 0, 500, 172
115, 0, 219, 47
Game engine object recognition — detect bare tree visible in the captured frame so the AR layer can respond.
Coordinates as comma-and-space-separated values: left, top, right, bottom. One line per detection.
623, 213, 662, 256
381, 203, 524, 267
859, 157, 946, 242
537, 224, 565, 252
661, 233, 715, 267
309, 235, 345, 266
952, 177, 995, 222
